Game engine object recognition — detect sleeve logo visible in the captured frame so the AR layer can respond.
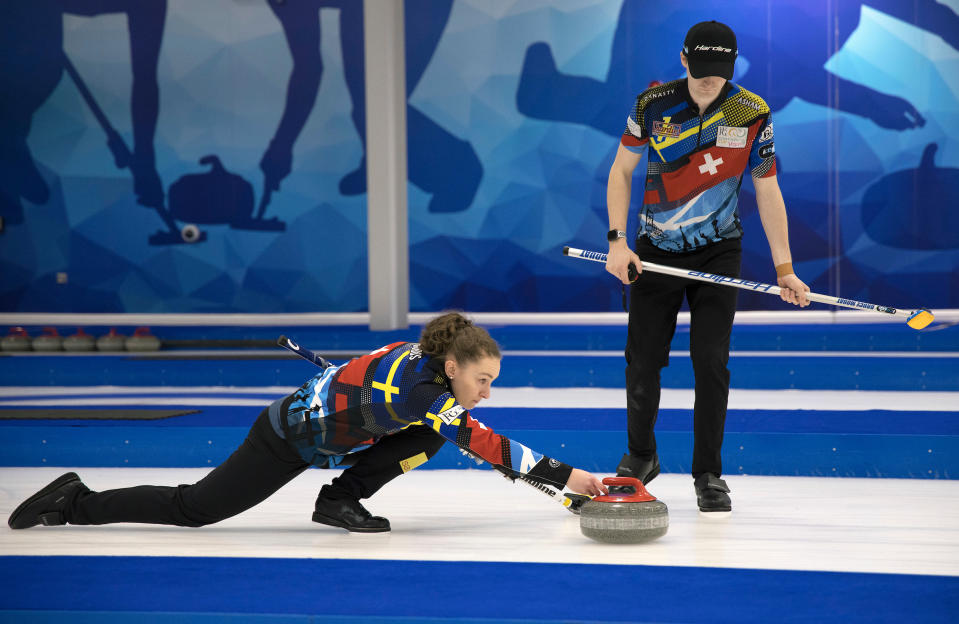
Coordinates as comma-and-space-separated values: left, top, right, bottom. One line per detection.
760, 123, 774, 142
627, 115, 645, 139
436, 404, 465, 425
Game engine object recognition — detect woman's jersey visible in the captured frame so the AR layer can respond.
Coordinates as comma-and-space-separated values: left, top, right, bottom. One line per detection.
269, 342, 574, 489
622, 78, 776, 252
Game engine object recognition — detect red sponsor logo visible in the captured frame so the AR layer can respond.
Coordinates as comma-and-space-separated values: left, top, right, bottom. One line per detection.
652, 120, 681, 138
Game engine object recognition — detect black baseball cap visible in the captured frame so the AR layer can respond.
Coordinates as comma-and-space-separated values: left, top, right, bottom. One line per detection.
682, 21, 737, 80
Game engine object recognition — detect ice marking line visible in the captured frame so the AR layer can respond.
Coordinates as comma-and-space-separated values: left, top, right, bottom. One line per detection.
0, 398, 274, 407
0, 388, 955, 412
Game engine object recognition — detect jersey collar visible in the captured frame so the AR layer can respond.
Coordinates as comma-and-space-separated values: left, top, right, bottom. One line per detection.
425, 355, 453, 389
681, 78, 733, 117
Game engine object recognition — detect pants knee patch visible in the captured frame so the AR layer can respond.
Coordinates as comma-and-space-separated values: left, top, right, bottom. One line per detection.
399, 452, 429, 473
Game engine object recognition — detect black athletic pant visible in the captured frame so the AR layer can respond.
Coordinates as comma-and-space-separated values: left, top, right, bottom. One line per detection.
625, 237, 742, 478
66, 408, 446, 526
324, 424, 446, 501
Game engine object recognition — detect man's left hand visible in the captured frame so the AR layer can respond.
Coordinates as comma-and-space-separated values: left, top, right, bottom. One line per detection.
778, 274, 810, 307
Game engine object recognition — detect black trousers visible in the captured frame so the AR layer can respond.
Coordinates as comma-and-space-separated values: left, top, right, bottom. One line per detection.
625, 237, 742, 478
67, 408, 446, 527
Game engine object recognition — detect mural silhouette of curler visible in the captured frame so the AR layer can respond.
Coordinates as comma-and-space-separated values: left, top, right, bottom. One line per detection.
61, 55, 203, 245
0, 1, 61, 224
65, 55, 286, 244
862, 143, 959, 250
515, 0, 957, 135
0, 1, 168, 236
262, 0, 482, 214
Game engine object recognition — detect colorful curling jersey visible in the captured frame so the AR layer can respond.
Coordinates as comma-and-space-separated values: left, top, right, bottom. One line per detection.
622, 79, 777, 252
269, 342, 574, 489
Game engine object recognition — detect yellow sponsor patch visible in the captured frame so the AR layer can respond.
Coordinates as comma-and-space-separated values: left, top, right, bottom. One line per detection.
399, 452, 428, 473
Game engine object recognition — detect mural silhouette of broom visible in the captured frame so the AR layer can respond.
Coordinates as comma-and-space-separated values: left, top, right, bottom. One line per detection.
63, 54, 284, 245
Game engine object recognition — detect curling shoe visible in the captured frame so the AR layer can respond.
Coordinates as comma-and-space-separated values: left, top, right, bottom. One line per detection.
694, 473, 732, 513
8, 472, 88, 529
312, 489, 390, 533
616, 453, 660, 485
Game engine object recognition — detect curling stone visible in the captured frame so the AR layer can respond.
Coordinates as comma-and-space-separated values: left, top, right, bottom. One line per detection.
1, 327, 32, 352
96, 328, 127, 351
181, 223, 202, 243
32, 327, 63, 351
579, 476, 668, 544
63, 327, 96, 352
125, 326, 161, 352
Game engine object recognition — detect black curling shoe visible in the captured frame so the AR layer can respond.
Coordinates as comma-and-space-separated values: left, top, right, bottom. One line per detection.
616, 453, 660, 485
8, 472, 89, 529
694, 473, 732, 512
312, 492, 390, 533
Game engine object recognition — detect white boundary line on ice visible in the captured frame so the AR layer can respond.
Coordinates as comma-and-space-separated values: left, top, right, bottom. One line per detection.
0, 386, 955, 411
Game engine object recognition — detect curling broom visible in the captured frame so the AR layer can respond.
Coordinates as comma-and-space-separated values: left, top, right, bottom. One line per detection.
563, 246, 935, 330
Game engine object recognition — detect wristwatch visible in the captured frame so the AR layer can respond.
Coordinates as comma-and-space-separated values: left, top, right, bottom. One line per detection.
607, 229, 627, 242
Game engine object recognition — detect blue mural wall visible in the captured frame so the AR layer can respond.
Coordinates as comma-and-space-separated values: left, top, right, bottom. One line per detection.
1, 0, 957, 313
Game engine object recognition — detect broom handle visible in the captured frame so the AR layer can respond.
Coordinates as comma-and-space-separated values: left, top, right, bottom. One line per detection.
563, 246, 927, 323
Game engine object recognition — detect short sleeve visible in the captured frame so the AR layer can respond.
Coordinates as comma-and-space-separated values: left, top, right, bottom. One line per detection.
621, 97, 649, 155
750, 113, 776, 178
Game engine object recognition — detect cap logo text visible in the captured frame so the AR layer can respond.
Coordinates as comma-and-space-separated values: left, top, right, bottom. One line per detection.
694, 44, 733, 53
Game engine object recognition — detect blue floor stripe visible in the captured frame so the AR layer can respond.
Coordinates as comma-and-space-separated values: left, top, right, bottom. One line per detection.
0, 556, 955, 624
500, 354, 959, 390
3, 406, 958, 435
0, 327, 959, 390
478, 408, 959, 435
506, 430, 958, 478
2, 423, 956, 478
0, 612, 565, 624
8, 322, 956, 350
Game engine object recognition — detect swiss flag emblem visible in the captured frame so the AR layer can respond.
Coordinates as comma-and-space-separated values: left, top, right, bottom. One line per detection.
698, 152, 723, 176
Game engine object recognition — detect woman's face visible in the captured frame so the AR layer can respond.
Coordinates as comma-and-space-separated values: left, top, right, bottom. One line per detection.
445, 355, 501, 410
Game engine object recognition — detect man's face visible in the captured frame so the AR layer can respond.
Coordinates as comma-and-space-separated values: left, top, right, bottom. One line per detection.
681, 54, 727, 102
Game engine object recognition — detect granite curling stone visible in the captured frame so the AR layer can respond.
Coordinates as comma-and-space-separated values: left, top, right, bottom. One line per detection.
125, 327, 161, 352
1, 327, 32, 352
63, 328, 96, 352
579, 476, 668, 544
32, 327, 63, 351
96, 328, 127, 352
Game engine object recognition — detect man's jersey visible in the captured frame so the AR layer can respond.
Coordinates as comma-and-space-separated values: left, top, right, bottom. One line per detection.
269, 342, 574, 489
622, 79, 776, 252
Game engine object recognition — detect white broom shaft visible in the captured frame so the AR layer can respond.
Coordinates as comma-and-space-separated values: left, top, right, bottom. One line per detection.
564, 246, 909, 320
